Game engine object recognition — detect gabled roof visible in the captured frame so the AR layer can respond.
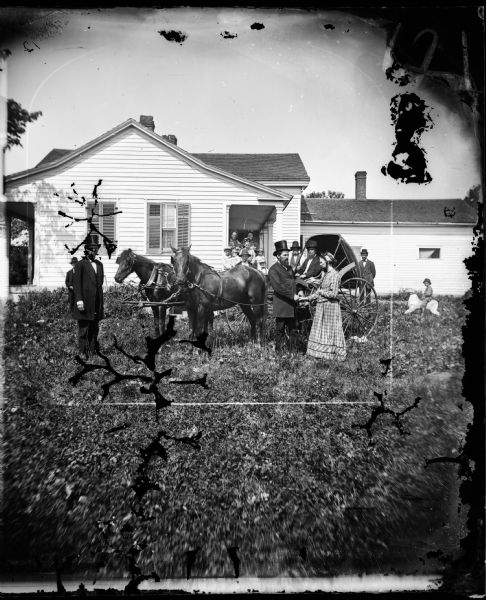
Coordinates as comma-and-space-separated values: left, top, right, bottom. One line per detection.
5, 119, 293, 201
35, 148, 72, 167
192, 153, 310, 183
301, 198, 477, 225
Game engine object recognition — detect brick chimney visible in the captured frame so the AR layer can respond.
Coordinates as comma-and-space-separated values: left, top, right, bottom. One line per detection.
162, 134, 177, 146
355, 171, 367, 199
139, 115, 155, 131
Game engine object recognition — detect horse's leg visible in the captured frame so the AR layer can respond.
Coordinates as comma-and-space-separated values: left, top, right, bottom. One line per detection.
151, 306, 161, 337
240, 304, 257, 340
159, 306, 167, 334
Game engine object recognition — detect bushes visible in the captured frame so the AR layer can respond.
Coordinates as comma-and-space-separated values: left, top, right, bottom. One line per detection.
3, 290, 470, 577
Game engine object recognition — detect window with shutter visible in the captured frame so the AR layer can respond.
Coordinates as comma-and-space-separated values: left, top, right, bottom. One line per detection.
147, 202, 191, 253
177, 203, 190, 247
87, 201, 117, 253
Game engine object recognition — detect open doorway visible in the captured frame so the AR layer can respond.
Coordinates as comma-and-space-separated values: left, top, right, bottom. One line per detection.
8, 203, 35, 285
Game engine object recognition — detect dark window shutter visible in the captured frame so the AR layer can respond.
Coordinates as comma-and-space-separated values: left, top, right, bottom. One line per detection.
148, 204, 161, 251
177, 203, 190, 247
102, 202, 116, 241
87, 202, 100, 232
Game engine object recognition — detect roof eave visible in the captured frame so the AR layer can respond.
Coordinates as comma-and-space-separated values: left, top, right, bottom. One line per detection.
5, 120, 291, 201
301, 219, 476, 226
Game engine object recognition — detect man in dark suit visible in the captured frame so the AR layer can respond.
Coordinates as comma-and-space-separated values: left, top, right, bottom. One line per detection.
358, 248, 376, 304
295, 240, 322, 280
65, 256, 78, 313
268, 240, 300, 353
72, 233, 105, 358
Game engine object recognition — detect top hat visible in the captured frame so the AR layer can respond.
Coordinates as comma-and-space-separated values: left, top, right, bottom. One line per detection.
305, 239, 318, 249
84, 233, 101, 248
361, 248, 368, 254
273, 240, 289, 256
290, 241, 301, 251
423, 278, 431, 285
70, 256, 78, 265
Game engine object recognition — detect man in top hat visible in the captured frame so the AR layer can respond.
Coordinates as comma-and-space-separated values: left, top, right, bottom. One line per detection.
65, 256, 78, 313
358, 249, 376, 304
295, 240, 321, 280
72, 233, 105, 357
289, 241, 302, 273
268, 240, 301, 353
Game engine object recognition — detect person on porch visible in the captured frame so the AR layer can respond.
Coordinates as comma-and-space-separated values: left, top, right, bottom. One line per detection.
253, 248, 267, 275
72, 233, 105, 358
229, 231, 242, 251
244, 231, 257, 250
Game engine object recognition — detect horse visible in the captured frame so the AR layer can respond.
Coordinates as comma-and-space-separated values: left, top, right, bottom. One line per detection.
170, 245, 266, 341
114, 248, 176, 336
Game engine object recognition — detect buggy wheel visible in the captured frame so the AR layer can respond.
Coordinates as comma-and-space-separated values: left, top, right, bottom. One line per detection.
338, 277, 378, 338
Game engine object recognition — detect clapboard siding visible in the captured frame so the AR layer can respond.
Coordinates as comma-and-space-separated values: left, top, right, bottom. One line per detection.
281, 195, 301, 245
302, 223, 474, 295
6, 128, 290, 288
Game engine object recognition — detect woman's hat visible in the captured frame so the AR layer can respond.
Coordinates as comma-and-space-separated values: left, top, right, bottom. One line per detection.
290, 241, 301, 251
423, 278, 431, 285
224, 246, 232, 251
70, 256, 78, 265
84, 233, 101, 248
319, 250, 335, 263
273, 240, 289, 256
305, 239, 318, 249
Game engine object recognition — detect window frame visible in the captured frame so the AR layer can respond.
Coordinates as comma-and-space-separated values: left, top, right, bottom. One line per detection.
146, 201, 190, 254
86, 200, 118, 254
418, 247, 441, 260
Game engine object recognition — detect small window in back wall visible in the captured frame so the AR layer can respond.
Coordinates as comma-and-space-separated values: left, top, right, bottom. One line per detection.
419, 248, 441, 259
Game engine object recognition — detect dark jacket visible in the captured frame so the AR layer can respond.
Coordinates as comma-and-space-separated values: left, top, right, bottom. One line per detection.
295, 255, 321, 279
72, 257, 104, 321
65, 268, 75, 310
358, 259, 376, 285
268, 261, 296, 318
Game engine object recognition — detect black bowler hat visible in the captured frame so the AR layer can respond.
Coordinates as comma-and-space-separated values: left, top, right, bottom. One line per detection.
290, 241, 301, 251
305, 239, 318, 249
273, 240, 289, 256
361, 248, 368, 255
70, 256, 78, 265
84, 233, 101, 248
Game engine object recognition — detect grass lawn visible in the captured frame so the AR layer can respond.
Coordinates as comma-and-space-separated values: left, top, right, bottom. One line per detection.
3, 287, 471, 580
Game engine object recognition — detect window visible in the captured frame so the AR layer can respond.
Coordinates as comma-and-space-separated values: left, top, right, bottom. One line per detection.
87, 201, 117, 253
147, 202, 191, 252
419, 248, 441, 259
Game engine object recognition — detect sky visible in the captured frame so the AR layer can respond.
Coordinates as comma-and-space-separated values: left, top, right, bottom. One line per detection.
3, 7, 482, 199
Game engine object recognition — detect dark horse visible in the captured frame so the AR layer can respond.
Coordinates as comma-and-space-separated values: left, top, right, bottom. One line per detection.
170, 245, 266, 341
114, 249, 176, 336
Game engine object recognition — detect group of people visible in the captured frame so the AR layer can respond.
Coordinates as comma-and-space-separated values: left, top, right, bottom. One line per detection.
223, 231, 268, 274
65, 231, 434, 361
268, 239, 352, 360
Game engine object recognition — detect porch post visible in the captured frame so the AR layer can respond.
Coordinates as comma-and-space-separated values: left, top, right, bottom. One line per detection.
273, 204, 283, 243
224, 204, 230, 249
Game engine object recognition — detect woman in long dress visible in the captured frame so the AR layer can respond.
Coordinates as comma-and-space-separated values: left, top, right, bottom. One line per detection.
306, 251, 346, 361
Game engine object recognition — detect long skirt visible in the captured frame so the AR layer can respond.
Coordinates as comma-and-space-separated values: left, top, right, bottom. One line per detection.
306, 300, 346, 361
